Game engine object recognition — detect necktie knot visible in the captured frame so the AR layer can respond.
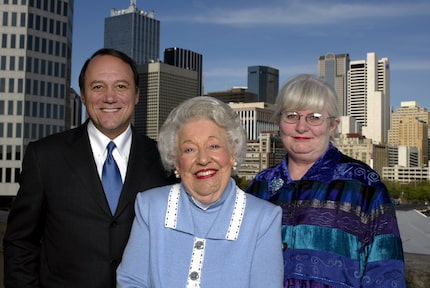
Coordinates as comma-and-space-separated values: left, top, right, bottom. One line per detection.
106, 141, 116, 158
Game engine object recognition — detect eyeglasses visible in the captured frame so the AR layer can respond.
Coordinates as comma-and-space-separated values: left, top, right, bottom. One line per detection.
280, 111, 333, 126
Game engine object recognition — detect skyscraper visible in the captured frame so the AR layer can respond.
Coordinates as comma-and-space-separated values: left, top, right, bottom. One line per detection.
228, 102, 277, 141
104, 0, 160, 64
136, 62, 199, 140
348, 52, 390, 144
0, 0, 73, 196
164, 47, 203, 96
388, 101, 429, 165
318, 53, 350, 116
247, 65, 279, 104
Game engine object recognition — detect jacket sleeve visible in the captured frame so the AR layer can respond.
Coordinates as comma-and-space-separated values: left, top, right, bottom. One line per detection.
116, 194, 150, 288
3, 142, 45, 287
361, 182, 406, 287
250, 204, 284, 287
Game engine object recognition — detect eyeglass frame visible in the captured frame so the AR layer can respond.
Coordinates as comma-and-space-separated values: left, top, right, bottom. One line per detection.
279, 111, 335, 126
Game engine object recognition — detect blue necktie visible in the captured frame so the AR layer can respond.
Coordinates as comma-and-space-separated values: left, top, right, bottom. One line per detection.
102, 141, 123, 214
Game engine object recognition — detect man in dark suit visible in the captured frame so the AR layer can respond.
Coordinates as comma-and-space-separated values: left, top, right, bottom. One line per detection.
3, 48, 175, 287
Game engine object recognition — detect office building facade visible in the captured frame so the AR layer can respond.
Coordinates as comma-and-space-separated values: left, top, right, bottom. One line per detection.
136, 62, 199, 140
318, 53, 350, 116
207, 87, 258, 103
228, 102, 277, 141
348, 52, 390, 144
104, 1, 160, 65
247, 65, 279, 104
164, 47, 203, 96
388, 101, 429, 165
0, 0, 73, 195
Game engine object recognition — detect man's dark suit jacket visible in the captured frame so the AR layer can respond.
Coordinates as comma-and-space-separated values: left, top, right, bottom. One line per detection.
3, 121, 175, 288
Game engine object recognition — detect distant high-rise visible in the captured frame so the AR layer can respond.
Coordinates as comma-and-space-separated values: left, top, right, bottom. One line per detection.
228, 102, 277, 141
136, 62, 199, 140
207, 87, 258, 103
104, 0, 160, 64
318, 53, 350, 116
388, 101, 429, 165
0, 0, 74, 195
164, 47, 203, 96
348, 52, 390, 144
247, 66, 279, 104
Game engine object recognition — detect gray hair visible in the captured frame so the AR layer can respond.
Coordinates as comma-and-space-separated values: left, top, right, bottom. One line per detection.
274, 74, 340, 125
157, 96, 247, 172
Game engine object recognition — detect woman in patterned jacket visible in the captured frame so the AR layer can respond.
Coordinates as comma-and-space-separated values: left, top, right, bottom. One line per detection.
247, 74, 405, 287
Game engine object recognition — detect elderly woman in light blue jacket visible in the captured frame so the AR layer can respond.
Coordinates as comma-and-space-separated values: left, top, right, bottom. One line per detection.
117, 96, 283, 287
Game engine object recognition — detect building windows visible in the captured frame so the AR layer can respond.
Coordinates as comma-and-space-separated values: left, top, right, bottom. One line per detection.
16, 100, 22, 115
9, 55, 15, 70
16, 123, 22, 138
25, 78, 31, 94
11, 12, 17, 26
19, 34, 25, 48
35, 15, 40, 30
39, 102, 44, 117
0, 78, 5, 92
8, 78, 14, 93
7, 123, 13, 138
27, 35, 32, 50
24, 101, 30, 116
28, 13, 33, 29
2, 34, 7, 48
5, 168, 11, 183
34, 36, 40, 52
18, 56, 24, 70
41, 59, 46, 75
20, 12, 26, 27
34, 58, 39, 73
55, 20, 60, 35
0, 56, 6, 70
10, 34, 16, 48
32, 79, 38, 95
2, 11, 8, 26
40, 80, 45, 96
56, 0, 61, 14
42, 16, 47, 32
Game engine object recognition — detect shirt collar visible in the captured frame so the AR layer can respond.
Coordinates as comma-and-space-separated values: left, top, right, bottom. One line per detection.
87, 120, 132, 160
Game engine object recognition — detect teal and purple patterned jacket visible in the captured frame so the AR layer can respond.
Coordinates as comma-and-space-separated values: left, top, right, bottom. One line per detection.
247, 143, 405, 288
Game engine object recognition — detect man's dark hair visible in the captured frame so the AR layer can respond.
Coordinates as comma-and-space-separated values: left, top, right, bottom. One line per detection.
78, 48, 139, 93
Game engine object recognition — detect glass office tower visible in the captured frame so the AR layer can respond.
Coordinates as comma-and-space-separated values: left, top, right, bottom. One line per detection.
104, 1, 160, 65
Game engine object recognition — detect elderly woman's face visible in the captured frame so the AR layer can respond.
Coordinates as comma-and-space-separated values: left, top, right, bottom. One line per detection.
175, 118, 235, 205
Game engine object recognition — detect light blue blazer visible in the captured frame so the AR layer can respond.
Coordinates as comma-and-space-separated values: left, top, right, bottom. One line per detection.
117, 179, 283, 287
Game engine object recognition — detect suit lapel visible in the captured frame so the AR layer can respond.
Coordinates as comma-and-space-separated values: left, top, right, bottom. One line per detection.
114, 131, 148, 217
63, 123, 112, 216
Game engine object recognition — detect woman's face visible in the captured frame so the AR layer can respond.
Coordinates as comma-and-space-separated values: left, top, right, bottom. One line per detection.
175, 118, 236, 204
279, 109, 338, 164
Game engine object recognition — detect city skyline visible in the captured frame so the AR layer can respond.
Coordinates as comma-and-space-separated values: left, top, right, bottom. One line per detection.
72, 0, 430, 110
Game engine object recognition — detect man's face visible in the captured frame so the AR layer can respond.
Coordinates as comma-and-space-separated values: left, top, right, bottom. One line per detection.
81, 54, 139, 139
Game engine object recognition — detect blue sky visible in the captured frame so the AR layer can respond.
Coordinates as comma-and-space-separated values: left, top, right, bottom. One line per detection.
71, 0, 430, 110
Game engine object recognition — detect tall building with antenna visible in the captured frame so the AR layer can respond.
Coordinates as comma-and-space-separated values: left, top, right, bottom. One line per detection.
104, 0, 160, 64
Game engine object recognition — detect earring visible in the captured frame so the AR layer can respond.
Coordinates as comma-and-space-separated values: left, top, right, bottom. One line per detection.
174, 169, 180, 178
232, 161, 238, 171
